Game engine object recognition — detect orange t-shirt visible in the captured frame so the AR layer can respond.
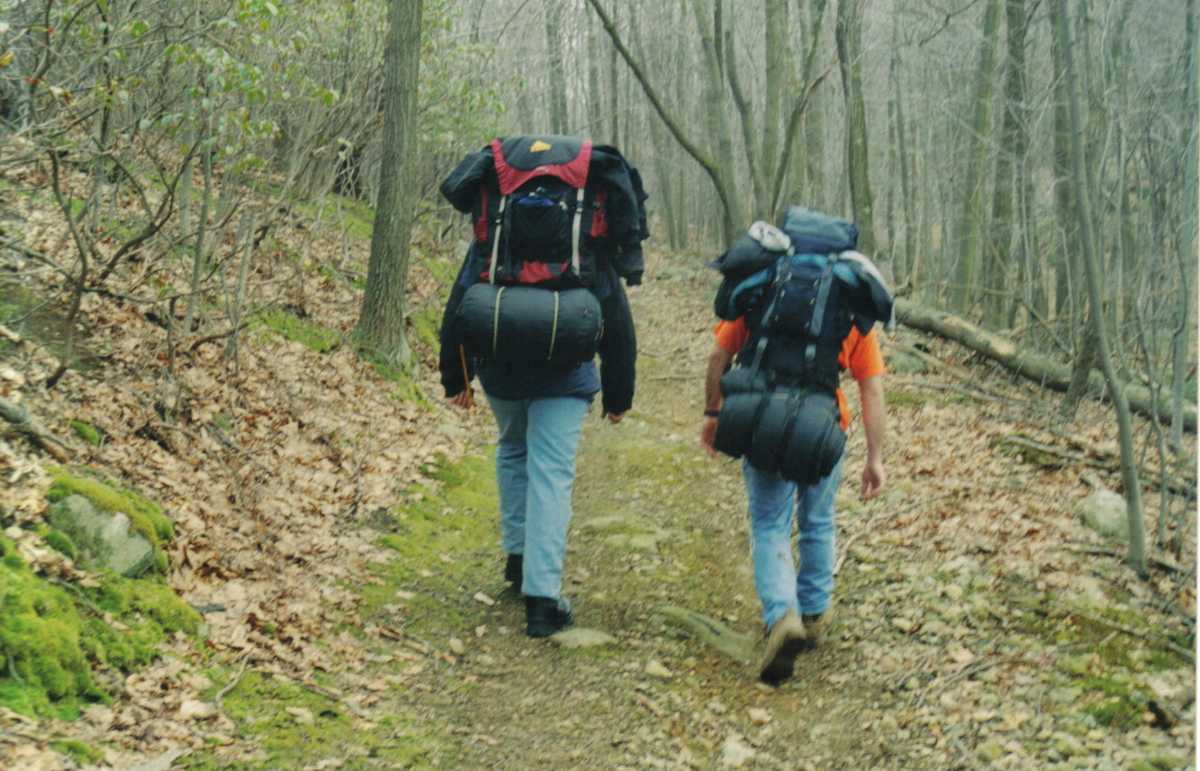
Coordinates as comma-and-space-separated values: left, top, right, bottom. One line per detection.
713, 318, 885, 429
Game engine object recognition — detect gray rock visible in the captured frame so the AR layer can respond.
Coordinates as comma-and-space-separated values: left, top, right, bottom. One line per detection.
49, 494, 155, 576
1078, 489, 1128, 541
603, 532, 666, 553
551, 628, 617, 648
654, 605, 755, 664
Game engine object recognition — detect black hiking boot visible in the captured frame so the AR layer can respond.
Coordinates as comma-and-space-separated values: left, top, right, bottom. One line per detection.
758, 609, 806, 685
525, 596, 573, 638
504, 554, 523, 586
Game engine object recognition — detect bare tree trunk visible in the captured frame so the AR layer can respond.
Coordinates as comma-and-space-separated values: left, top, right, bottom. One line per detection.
984, 0, 1029, 329
354, 0, 422, 368
608, 0, 620, 146
1172, 0, 1199, 451
835, 0, 875, 254
544, 0, 569, 135
952, 0, 1002, 312
1052, 0, 1145, 574
799, 0, 827, 209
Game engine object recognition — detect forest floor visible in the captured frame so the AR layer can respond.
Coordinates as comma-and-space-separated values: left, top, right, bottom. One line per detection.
0, 168, 1196, 769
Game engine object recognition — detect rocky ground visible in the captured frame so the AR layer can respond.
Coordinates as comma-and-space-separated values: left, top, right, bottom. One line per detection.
1, 171, 1195, 768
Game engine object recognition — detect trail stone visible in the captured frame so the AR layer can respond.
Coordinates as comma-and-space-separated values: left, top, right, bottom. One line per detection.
975, 740, 1004, 762
286, 707, 314, 725
448, 637, 466, 656
48, 494, 155, 576
654, 605, 755, 664
721, 734, 756, 768
550, 628, 616, 648
748, 708, 771, 725
1078, 489, 1128, 541
644, 659, 673, 679
179, 699, 217, 721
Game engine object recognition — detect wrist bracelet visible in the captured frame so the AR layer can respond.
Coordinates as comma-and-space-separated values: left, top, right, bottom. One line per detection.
703, 409, 720, 418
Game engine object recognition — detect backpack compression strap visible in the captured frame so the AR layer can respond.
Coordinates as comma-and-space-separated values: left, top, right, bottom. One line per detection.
488, 195, 508, 284
805, 259, 836, 369
570, 187, 584, 275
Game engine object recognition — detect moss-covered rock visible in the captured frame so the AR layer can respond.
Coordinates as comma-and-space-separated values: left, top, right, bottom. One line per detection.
41, 528, 78, 561
46, 471, 173, 573
48, 495, 155, 577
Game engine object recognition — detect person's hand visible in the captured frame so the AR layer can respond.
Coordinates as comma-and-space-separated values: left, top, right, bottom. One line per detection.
699, 416, 718, 457
447, 390, 473, 410
861, 458, 886, 501
603, 411, 625, 424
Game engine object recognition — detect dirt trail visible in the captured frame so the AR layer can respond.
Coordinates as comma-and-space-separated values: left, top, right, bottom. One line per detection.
187, 269, 1194, 770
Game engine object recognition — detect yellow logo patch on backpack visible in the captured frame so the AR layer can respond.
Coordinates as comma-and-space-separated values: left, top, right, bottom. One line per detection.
529, 139, 552, 153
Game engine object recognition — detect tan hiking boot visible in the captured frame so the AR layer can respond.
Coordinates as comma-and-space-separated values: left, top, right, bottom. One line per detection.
801, 605, 834, 650
758, 609, 806, 685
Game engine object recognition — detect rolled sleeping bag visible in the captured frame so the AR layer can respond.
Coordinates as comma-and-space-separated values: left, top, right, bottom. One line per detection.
456, 283, 602, 366
719, 367, 769, 397
777, 391, 845, 485
713, 392, 762, 458
713, 386, 845, 484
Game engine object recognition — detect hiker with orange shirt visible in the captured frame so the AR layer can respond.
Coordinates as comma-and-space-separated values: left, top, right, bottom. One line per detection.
698, 209, 892, 685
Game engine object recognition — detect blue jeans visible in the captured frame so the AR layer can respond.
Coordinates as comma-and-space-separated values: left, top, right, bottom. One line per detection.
487, 395, 589, 600
743, 458, 844, 628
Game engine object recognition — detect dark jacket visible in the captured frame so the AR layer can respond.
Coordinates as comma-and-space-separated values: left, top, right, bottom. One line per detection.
438, 244, 637, 414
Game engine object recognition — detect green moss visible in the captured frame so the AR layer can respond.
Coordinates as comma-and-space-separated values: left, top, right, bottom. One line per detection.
180, 670, 439, 769
353, 343, 432, 410
47, 471, 173, 572
408, 305, 441, 354
258, 308, 341, 353
42, 529, 78, 560
50, 739, 104, 765
1129, 756, 1190, 771
0, 534, 107, 718
1083, 695, 1142, 729
318, 264, 367, 290
69, 420, 104, 447
0, 530, 198, 719
885, 387, 929, 409
359, 454, 497, 636
95, 575, 201, 636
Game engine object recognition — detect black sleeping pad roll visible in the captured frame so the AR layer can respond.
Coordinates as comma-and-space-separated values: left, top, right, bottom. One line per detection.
747, 391, 793, 475
778, 390, 845, 484
713, 392, 761, 458
456, 283, 602, 366
719, 367, 769, 398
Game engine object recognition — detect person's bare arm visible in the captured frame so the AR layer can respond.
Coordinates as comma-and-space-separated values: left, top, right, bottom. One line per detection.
858, 374, 886, 500
700, 344, 735, 455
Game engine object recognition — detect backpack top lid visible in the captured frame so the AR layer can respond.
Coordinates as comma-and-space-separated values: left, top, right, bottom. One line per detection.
492, 135, 592, 195
778, 206, 857, 254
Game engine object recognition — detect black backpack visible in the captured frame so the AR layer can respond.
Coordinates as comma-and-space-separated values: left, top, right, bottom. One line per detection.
443, 135, 609, 289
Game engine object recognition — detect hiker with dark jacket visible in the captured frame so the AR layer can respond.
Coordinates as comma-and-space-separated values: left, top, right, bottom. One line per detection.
439, 135, 644, 638
699, 209, 890, 684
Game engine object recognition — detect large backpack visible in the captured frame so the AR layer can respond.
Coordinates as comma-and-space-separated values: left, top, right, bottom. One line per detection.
709, 208, 894, 483
440, 135, 646, 366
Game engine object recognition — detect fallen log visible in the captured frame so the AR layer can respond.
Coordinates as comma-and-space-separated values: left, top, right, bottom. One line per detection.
894, 298, 1197, 432
0, 396, 71, 462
